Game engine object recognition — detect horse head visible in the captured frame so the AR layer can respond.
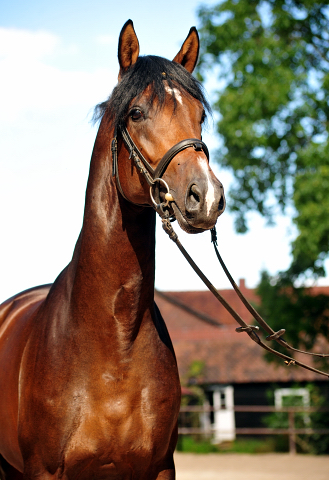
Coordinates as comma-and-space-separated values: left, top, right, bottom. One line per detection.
96, 20, 225, 234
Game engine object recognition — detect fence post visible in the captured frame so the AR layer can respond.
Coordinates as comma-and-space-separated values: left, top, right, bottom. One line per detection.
288, 411, 296, 454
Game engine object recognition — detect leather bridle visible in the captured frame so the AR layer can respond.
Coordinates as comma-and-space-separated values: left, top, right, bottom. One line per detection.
164, 218, 329, 377
111, 120, 329, 379
111, 122, 209, 211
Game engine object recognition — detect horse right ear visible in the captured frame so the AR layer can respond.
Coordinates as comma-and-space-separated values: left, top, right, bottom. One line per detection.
118, 20, 140, 81
173, 27, 200, 73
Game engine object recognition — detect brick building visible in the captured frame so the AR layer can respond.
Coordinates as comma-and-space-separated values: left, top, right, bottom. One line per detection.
155, 280, 329, 442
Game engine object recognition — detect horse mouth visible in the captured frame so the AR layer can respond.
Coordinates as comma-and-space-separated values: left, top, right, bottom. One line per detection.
171, 203, 208, 234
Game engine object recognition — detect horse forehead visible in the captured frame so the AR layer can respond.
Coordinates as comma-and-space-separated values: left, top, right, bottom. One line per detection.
133, 83, 201, 117
164, 85, 183, 105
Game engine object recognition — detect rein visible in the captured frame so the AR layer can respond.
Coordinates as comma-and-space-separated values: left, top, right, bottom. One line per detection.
113, 121, 329, 379
161, 217, 329, 378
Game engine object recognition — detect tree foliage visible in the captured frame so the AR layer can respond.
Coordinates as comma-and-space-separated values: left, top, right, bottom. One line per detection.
264, 384, 329, 454
257, 270, 329, 362
198, 0, 329, 277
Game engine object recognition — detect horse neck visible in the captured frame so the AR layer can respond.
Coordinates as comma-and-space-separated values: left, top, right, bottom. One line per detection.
68, 118, 156, 336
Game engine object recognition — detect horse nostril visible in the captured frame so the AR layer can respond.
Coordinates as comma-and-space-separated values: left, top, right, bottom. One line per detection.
186, 184, 201, 214
190, 185, 200, 203
218, 186, 226, 213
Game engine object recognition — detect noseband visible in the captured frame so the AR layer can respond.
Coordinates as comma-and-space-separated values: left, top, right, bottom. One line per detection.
111, 122, 209, 210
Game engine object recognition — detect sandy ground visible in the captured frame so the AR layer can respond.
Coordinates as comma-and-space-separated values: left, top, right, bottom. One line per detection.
174, 452, 329, 480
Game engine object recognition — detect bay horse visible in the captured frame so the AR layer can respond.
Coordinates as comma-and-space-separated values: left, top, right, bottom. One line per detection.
0, 20, 225, 480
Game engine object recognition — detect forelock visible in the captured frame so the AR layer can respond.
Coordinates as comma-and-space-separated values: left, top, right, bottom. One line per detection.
93, 55, 210, 129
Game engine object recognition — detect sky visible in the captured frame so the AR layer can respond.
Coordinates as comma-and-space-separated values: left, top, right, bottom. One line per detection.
0, 0, 325, 304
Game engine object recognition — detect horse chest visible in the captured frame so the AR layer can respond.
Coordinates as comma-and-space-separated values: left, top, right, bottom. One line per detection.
66, 358, 179, 443
57, 379, 179, 479
28, 338, 179, 469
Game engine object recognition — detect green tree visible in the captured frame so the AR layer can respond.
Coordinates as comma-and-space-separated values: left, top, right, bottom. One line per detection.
198, 0, 329, 278
257, 270, 329, 367
264, 384, 329, 454
179, 361, 207, 447
197, 1, 329, 360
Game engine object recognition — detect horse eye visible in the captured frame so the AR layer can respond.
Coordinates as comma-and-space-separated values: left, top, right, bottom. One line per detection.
130, 108, 143, 121
201, 111, 206, 124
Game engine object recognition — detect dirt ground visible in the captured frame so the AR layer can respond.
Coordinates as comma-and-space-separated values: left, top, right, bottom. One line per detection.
174, 452, 329, 480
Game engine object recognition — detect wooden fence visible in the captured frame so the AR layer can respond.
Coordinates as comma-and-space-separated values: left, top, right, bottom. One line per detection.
178, 405, 329, 454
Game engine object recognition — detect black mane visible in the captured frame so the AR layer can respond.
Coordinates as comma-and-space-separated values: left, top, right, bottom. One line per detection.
93, 55, 210, 130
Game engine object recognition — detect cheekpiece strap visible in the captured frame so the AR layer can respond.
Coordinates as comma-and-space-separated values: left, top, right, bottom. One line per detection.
112, 122, 210, 207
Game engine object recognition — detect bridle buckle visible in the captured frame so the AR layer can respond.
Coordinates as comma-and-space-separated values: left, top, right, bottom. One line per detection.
193, 142, 203, 152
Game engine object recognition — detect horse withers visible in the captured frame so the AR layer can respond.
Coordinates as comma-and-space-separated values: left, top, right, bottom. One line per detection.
0, 20, 225, 480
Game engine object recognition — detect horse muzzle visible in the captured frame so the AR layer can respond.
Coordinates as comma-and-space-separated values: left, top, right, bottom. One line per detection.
169, 176, 225, 234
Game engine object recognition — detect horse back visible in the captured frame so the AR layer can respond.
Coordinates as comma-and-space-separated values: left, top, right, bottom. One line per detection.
0, 285, 51, 471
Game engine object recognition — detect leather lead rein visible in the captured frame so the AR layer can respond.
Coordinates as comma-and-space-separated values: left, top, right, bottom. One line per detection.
114, 121, 329, 378
160, 218, 329, 379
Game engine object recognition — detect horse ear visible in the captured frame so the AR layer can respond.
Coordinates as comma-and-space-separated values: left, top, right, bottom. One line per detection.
173, 27, 200, 73
118, 20, 140, 81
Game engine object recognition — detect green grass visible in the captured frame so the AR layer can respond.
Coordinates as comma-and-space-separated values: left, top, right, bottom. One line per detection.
219, 437, 277, 454
176, 436, 220, 453
176, 436, 277, 454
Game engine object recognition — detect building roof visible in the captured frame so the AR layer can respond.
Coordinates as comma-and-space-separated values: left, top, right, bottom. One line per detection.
155, 280, 329, 385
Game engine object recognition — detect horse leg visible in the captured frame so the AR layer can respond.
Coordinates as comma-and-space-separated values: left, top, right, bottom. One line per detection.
155, 468, 175, 480
154, 455, 176, 480
0, 456, 23, 480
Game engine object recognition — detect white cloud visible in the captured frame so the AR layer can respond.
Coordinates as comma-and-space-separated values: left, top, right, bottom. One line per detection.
0, 27, 59, 60
0, 28, 117, 121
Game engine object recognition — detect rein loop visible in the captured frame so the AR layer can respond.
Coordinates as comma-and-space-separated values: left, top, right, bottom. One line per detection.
161, 219, 329, 378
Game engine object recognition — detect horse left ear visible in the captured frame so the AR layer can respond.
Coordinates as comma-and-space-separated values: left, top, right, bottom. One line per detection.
173, 27, 200, 73
118, 19, 140, 81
